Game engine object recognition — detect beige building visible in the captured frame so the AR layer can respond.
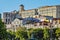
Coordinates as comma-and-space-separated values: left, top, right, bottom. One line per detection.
19, 9, 36, 18
19, 4, 38, 18
19, 5, 60, 18
11, 18, 23, 31
38, 5, 60, 18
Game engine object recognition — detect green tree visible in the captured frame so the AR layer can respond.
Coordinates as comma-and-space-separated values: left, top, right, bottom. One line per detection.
52, 28, 56, 39
27, 28, 34, 39
0, 19, 7, 40
15, 27, 28, 40
33, 28, 43, 40
7, 30, 15, 40
55, 28, 60, 39
43, 28, 49, 40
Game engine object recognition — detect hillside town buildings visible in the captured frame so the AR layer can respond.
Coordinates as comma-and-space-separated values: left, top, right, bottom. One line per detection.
19, 5, 60, 18
3, 10, 18, 24
2, 5, 60, 31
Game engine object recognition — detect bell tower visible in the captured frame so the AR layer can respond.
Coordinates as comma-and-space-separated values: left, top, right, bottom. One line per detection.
20, 4, 25, 12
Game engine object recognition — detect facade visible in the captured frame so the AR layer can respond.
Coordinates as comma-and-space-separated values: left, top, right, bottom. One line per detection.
19, 9, 36, 18
19, 5, 38, 18
11, 18, 23, 31
38, 5, 60, 18
6, 24, 12, 31
19, 5, 60, 18
3, 10, 18, 24
12, 18, 22, 27
6, 18, 23, 31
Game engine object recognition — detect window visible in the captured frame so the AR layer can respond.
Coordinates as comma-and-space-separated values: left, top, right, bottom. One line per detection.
8, 19, 10, 21
19, 25, 21, 27
6, 19, 7, 22
16, 25, 18, 27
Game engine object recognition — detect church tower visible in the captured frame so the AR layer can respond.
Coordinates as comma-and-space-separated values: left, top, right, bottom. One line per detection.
20, 4, 25, 12
19, 4, 25, 16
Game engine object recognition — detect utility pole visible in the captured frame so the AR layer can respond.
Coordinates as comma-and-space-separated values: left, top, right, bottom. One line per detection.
49, 23, 53, 40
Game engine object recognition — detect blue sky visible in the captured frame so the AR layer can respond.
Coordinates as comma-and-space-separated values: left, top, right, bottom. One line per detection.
0, 0, 60, 14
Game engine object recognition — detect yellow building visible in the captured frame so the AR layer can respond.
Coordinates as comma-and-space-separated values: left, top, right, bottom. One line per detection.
38, 5, 60, 18
19, 9, 36, 18
19, 5, 60, 18
19, 4, 37, 18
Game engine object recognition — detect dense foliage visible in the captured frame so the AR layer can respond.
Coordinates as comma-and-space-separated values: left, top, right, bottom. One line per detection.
0, 19, 7, 40
0, 19, 60, 40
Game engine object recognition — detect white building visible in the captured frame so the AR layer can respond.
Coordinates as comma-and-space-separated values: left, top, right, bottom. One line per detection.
11, 18, 23, 32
